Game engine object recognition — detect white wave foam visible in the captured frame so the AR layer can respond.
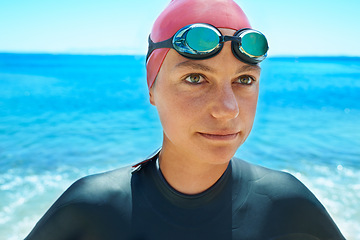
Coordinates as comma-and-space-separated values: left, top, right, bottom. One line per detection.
285, 164, 360, 240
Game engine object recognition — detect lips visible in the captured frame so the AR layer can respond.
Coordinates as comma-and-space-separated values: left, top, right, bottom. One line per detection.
198, 132, 239, 141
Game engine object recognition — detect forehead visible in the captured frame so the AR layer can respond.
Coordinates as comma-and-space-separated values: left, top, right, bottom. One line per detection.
172, 59, 261, 75
218, 28, 236, 36
158, 49, 261, 81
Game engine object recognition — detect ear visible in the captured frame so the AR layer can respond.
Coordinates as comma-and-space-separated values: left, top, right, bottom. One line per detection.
149, 86, 156, 106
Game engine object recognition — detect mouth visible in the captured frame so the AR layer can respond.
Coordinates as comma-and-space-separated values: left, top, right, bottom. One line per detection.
198, 132, 239, 141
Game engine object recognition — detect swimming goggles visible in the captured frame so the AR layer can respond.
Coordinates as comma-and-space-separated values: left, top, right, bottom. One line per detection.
146, 23, 269, 64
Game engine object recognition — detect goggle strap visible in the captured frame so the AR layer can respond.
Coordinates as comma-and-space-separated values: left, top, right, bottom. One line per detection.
146, 35, 173, 62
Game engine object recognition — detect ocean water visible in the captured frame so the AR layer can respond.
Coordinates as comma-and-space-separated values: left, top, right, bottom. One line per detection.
0, 53, 359, 239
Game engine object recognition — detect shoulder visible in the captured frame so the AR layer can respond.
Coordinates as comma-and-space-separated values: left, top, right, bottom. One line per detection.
25, 165, 135, 240
233, 157, 315, 201
58, 165, 134, 206
232, 158, 330, 222
232, 158, 345, 239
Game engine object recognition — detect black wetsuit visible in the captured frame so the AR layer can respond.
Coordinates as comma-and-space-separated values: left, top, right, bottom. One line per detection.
25, 150, 345, 240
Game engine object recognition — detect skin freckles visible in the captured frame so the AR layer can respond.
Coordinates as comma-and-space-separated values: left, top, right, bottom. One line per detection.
149, 29, 261, 194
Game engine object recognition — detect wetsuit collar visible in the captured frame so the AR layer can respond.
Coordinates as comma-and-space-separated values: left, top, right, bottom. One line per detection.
131, 147, 161, 173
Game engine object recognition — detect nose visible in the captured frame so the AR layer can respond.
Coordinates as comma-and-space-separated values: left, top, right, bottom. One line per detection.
210, 84, 239, 120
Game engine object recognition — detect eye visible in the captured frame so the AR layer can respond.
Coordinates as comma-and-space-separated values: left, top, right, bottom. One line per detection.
236, 75, 254, 85
185, 74, 205, 84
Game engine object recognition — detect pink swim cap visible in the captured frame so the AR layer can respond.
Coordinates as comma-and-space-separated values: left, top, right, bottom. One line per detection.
146, 0, 251, 89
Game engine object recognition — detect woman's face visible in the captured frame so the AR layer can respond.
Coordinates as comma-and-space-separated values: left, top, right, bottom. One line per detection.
150, 29, 261, 165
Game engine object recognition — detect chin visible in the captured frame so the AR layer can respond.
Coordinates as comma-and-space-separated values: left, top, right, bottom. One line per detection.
196, 145, 239, 165
191, 135, 246, 165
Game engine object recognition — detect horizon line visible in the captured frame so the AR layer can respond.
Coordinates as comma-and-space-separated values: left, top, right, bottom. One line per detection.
0, 51, 359, 59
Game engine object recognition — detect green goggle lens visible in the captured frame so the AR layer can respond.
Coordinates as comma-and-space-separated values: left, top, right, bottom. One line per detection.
186, 27, 220, 52
240, 32, 268, 57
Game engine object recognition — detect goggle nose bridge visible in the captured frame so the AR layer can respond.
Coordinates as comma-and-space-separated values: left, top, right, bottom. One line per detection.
221, 35, 242, 44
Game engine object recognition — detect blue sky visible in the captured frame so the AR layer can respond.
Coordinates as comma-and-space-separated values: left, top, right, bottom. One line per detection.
0, 0, 359, 56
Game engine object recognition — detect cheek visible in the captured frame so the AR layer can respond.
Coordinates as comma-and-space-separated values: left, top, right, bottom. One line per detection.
155, 89, 203, 135
245, 85, 259, 112
247, 93, 259, 117
157, 84, 205, 116
238, 90, 259, 131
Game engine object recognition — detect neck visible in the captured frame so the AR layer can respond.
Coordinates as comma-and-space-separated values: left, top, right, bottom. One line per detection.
158, 146, 230, 195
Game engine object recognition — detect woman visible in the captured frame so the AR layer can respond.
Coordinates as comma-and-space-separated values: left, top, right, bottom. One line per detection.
25, 0, 345, 239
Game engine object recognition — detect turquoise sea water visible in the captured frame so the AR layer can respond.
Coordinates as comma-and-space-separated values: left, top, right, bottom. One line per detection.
0, 53, 359, 239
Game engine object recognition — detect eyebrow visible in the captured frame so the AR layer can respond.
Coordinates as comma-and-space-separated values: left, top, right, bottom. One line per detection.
236, 64, 261, 74
174, 60, 261, 74
174, 61, 216, 73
